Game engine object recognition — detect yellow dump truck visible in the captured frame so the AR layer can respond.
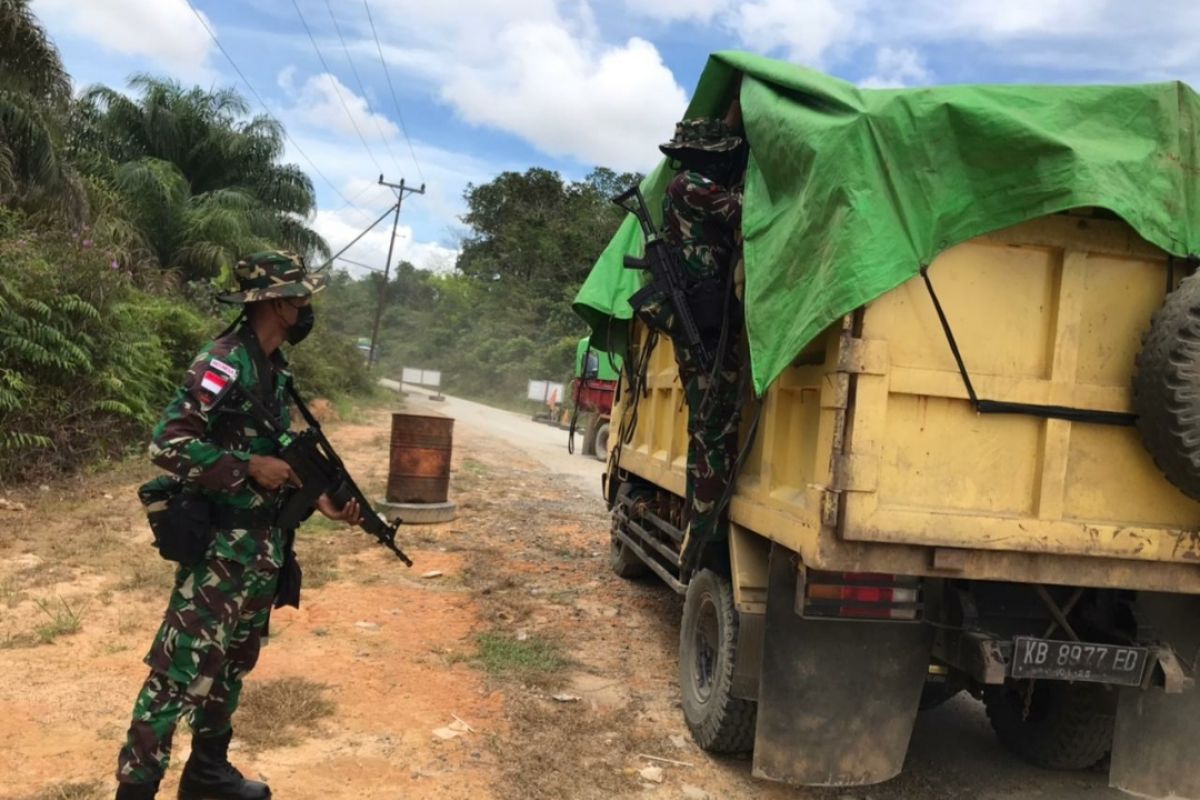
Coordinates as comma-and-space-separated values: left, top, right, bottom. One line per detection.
574, 53, 1200, 798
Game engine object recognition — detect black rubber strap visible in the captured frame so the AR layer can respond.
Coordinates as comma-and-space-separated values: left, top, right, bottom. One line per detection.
212, 504, 276, 529
919, 266, 1136, 427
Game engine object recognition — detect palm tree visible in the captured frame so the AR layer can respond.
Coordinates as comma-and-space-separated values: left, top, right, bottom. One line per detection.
0, 0, 70, 102
0, 0, 85, 219
73, 76, 328, 277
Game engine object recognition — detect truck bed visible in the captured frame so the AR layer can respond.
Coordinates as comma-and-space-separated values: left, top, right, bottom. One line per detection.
613, 213, 1200, 595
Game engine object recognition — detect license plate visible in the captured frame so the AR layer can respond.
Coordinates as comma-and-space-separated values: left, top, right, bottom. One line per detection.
1011, 637, 1148, 686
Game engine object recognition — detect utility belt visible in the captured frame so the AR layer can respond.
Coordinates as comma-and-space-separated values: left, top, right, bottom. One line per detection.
211, 503, 278, 530
137, 476, 279, 566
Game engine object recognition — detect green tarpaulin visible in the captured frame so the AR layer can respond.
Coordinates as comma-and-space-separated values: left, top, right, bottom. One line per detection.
573, 51, 1200, 395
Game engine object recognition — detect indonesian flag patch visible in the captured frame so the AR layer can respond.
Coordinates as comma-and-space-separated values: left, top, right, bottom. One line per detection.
200, 370, 228, 395
196, 367, 234, 409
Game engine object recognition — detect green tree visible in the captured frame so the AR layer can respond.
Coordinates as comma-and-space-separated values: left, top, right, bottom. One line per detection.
0, 0, 85, 219
457, 167, 639, 292
71, 76, 328, 278
318, 166, 639, 407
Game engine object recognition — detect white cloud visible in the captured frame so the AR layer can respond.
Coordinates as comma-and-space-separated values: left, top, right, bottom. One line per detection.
732, 0, 858, 66
281, 130, 507, 232
280, 70, 399, 143
619, 0, 860, 67
356, 1, 689, 171
312, 207, 458, 276
441, 27, 686, 171
619, 0, 731, 24
942, 0, 1104, 38
32, 0, 214, 80
613, 0, 1200, 90
859, 47, 930, 89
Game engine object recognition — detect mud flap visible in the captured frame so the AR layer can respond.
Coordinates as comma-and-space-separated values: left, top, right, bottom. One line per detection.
751, 544, 932, 786
1109, 593, 1200, 800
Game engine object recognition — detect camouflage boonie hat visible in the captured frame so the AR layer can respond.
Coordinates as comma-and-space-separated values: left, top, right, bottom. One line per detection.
217, 250, 327, 304
659, 118, 744, 158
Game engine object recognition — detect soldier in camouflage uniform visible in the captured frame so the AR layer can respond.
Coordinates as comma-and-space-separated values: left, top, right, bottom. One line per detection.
658, 117, 747, 576
115, 252, 362, 800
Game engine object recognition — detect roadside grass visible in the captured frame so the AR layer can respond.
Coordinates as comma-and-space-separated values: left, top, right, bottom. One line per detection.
236, 677, 336, 750
460, 458, 490, 476
294, 514, 373, 588
297, 541, 339, 589
12, 781, 105, 800
115, 556, 176, 595
33, 596, 85, 643
475, 632, 568, 680
0, 594, 88, 650
0, 573, 26, 607
452, 458, 492, 493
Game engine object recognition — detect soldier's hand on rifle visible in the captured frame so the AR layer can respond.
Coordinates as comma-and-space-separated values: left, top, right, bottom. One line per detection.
317, 494, 362, 527
248, 455, 302, 490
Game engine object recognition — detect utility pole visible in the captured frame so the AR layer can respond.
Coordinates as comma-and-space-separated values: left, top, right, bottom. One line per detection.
368, 175, 425, 369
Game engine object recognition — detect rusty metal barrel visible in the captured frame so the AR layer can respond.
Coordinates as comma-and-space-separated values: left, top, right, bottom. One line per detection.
387, 412, 454, 503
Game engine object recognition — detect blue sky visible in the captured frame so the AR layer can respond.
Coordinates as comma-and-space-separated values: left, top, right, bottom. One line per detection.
30, 0, 1200, 275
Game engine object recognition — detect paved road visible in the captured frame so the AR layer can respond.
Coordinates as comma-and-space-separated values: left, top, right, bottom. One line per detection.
380, 381, 1126, 800
380, 380, 605, 498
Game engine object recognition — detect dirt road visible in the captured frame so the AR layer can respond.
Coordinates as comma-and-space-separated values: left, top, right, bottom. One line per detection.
0, 390, 1122, 800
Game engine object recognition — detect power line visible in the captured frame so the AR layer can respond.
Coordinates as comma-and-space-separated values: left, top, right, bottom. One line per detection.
183, 0, 373, 224
290, 0, 386, 177
363, 0, 425, 183
322, 0, 404, 176
335, 255, 385, 272
335, 180, 381, 214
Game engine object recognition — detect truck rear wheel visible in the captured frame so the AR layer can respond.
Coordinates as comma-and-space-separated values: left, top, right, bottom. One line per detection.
610, 482, 649, 579
679, 569, 757, 753
592, 422, 610, 462
1133, 268, 1200, 499
579, 411, 599, 456
610, 534, 650, 579
984, 681, 1115, 770
918, 681, 962, 711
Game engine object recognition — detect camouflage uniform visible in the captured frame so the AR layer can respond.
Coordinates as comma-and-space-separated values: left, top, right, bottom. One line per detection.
117, 252, 324, 788
659, 119, 745, 573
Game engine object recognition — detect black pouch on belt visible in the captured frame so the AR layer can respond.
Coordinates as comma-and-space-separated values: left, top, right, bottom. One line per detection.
274, 528, 303, 610
137, 475, 213, 566
686, 276, 731, 337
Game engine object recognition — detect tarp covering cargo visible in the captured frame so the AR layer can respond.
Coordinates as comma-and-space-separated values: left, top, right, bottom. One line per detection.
573, 50, 1200, 395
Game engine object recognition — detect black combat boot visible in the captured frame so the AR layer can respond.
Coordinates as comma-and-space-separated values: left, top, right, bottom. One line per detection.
177, 729, 270, 800
116, 781, 159, 799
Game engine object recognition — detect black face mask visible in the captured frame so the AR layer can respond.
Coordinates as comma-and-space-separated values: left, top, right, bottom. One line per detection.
676, 145, 747, 187
286, 304, 315, 345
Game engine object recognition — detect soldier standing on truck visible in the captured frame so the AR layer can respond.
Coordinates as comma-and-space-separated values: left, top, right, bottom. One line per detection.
658, 106, 748, 575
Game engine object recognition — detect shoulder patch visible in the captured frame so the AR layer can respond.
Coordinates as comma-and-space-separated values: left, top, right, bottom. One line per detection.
209, 358, 239, 381
185, 351, 241, 412
195, 368, 235, 411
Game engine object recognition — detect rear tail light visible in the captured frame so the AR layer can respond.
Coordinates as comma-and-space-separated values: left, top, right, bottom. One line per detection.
802, 571, 922, 620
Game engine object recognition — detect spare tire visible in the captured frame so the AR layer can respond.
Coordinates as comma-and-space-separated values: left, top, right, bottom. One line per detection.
1133, 268, 1200, 500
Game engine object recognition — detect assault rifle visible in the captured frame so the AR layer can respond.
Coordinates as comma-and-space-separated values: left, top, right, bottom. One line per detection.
239, 385, 412, 566
611, 185, 710, 369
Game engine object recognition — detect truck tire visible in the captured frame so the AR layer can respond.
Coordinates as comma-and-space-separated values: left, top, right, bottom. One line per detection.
592, 422, 610, 462
610, 482, 650, 579
1133, 269, 1200, 500
610, 534, 650, 579
984, 681, 1115, 770
918, 681, 961, 711
580, 412, 599, 457
679, 569, 757, 753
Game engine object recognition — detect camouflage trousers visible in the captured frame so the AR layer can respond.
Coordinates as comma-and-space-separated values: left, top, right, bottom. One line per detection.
677, 331, 743, 572
117, 528, 280, 784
